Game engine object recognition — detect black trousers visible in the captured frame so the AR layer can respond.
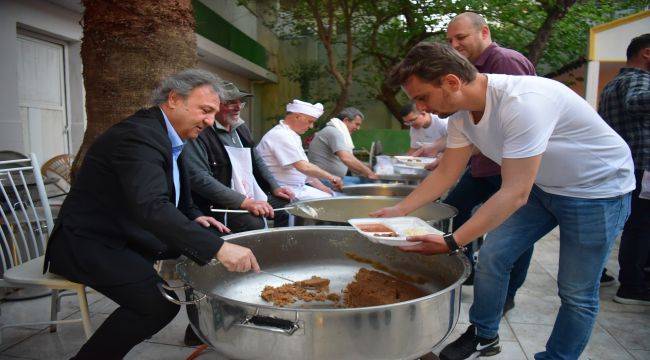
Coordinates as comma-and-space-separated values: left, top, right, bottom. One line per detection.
211, 194, 289, 233
618, 169, 650, 290
72, 275, 180, 360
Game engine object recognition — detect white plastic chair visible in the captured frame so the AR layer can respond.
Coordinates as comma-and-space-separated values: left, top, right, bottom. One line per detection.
0, 153, 92, 341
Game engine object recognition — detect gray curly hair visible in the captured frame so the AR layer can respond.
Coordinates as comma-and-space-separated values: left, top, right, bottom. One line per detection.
151, 69, 223, 105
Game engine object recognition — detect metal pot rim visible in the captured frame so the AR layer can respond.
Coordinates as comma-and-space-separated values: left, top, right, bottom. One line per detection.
288, 196, 458, 219
190, 226, 471, 313
342, 184, 416, 189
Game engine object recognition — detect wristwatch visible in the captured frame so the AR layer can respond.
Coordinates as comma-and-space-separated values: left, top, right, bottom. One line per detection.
443, 233, 464, 255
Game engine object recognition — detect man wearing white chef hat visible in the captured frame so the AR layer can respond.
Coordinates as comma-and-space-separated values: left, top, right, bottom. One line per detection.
257, 99, 343, 200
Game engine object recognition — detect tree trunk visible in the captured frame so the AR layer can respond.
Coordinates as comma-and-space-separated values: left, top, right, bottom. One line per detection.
376, 81, 406, 129
526, 0, 577, 66
72, 0, 197, 178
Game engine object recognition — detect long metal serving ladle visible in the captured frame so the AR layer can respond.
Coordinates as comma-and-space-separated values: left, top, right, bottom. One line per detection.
210, 203, 319, 218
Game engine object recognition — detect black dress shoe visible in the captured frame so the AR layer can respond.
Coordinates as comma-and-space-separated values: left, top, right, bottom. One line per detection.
184, 324, 204, 346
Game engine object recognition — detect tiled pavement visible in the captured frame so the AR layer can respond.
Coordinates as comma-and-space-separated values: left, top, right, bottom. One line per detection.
1, 228, 649, 359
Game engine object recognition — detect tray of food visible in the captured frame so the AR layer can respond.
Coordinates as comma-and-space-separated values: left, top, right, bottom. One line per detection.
393, 156, 436, 169
348, 217, 444, 246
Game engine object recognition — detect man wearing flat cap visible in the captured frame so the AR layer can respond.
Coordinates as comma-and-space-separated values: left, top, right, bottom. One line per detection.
257, 99, 343, 200
185, 82, 294, 234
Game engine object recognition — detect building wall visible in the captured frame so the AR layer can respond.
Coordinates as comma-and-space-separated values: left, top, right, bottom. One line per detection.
1, 0, 281, 155
553, 62, 626, 105
0, 0, 84, 157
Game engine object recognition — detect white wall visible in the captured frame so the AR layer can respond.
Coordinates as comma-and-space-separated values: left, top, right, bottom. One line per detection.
0, 0, 84, 156
594, 16, 650, 61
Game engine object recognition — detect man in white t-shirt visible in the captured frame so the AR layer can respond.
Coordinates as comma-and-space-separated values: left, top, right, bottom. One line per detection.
400, 102, 448, 157
373, 42, 633, 360
257, 99, 343, 200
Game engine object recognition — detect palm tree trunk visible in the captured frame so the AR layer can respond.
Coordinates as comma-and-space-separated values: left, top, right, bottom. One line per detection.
72, 0, 198, 178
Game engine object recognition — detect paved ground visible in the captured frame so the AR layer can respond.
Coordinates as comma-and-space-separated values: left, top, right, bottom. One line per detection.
1, 228, 649, 359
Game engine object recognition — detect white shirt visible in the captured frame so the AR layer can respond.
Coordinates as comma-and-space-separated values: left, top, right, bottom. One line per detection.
446, 74, 635, 199
410, 114, 448, 148
256, 120, 309, 188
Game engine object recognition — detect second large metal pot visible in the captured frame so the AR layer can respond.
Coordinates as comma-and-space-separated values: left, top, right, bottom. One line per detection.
175, 226, 470, 360
288, 196, 457, 233
341, 183, 416, 197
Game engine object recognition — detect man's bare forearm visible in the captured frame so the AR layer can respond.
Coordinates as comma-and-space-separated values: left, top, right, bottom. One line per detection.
453, 188, 527, 246
294, 160, 333, 180
395, 146, 472, 214
454, 155, 542, 245
339, 151, 373, 176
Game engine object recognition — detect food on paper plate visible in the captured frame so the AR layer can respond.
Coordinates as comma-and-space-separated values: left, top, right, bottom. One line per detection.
404, 227, 431, 236
373, 232, 399, 237
356, 223, 394, 233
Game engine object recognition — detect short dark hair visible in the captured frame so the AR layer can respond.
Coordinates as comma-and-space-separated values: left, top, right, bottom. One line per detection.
399, 102, 417, 118
627, 33, 650, 61
389, 42, 478, 88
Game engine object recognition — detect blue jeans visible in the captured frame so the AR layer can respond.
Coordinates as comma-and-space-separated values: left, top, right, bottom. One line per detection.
444, 170, 532, 299
469, 186, 631, 359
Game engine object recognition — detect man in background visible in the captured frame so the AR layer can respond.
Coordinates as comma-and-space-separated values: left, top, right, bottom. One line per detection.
308, 107, 377, 188
257, 99, 343, 199
599, 33, 650, 305
401, 102, 448, 158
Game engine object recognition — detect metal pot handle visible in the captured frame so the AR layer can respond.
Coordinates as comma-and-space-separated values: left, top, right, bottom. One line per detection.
156, 282, 207, 305
236, 309, 301, 336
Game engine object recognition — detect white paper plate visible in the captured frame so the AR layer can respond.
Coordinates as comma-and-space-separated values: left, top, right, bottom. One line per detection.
393, 156, 435, 168
348, 217, 444, 247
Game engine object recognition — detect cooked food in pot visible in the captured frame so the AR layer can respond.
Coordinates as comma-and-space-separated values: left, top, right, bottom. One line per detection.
261, 276, 338, 307
260, 270, 427, 308
343, 268, 427, 307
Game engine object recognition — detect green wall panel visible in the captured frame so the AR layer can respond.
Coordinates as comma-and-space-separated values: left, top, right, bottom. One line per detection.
352, 129, 410, 155
193, 0, 268, 69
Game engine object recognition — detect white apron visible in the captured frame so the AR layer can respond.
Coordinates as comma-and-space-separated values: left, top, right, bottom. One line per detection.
290, 184, 332, 200
224, 145, 267, 202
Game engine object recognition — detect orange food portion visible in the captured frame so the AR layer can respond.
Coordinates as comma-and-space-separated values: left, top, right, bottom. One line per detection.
260, 270, 427, 308
343, 268, 427, 307
357, 223, 394, 233
260, 276, 338, 307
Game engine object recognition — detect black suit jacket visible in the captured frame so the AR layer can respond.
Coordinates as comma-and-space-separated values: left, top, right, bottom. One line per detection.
44, 107, 224, 286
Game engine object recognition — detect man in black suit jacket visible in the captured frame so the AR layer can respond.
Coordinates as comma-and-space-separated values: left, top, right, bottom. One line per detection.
44, 69, 259, 359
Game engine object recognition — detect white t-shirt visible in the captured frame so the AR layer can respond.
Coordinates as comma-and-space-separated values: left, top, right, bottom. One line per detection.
256, 120, 309, 188
446, 74, 635, 199
410, 114, 448, 148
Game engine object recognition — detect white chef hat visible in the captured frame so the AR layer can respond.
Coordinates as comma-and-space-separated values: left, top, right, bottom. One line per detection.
286, 99, 324, 119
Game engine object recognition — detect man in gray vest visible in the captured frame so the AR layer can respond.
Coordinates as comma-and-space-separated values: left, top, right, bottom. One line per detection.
308, 107, 377, 188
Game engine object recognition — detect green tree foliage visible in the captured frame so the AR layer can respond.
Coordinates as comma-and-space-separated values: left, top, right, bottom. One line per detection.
270, 0, 647, 124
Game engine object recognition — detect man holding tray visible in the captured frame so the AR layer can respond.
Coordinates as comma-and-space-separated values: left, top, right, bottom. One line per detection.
372, 42, 633, 360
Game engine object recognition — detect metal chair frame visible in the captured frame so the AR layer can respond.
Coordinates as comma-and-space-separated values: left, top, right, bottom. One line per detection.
0, 153, 92, 343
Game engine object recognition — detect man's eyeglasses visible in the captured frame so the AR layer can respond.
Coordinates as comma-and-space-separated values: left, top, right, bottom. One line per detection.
403, 112, 424, 126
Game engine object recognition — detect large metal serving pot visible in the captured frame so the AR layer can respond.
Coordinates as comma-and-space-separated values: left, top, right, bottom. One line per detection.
288, 196, 457, 233
172, 226, 470, 360
341, 184, 416, 197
